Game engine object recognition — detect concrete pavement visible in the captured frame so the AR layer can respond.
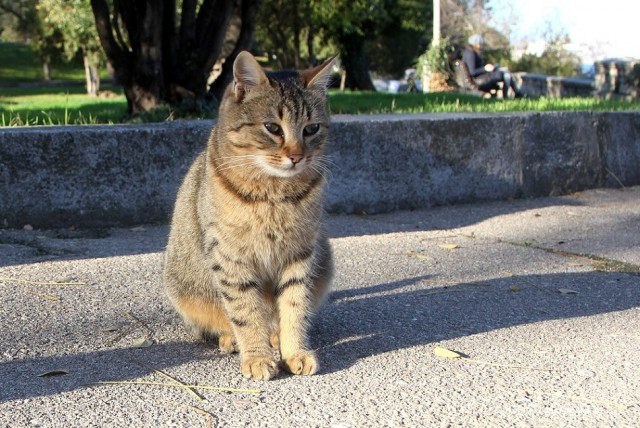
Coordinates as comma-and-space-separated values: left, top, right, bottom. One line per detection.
1, 186, 639, 427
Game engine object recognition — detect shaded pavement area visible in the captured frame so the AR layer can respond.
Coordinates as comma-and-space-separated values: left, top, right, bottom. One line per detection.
1, 187, 639, 427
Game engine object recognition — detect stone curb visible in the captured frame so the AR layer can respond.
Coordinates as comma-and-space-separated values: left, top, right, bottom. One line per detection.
1, 111, 638, 228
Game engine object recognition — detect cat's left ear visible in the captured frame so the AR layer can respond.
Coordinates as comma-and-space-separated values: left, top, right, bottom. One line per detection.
233, 51, 268, 99
303, 55, 337, 91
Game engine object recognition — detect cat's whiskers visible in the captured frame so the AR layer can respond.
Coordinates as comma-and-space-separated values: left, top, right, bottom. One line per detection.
213, 155, 261, 173
314, 155, 336, 170
215, 162, 259, 174
308, 156, 333, 179
212, 155, 257, 163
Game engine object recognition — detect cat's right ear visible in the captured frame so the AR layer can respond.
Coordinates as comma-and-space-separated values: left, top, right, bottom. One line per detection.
232, 51, 268, 100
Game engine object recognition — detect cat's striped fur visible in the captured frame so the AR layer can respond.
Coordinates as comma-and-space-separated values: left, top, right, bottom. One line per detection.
164, 52, 335, 380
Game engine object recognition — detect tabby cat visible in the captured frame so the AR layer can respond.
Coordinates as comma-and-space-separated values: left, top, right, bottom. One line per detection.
164, 51, 335, 380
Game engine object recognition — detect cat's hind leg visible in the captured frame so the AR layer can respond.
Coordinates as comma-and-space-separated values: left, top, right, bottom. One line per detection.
218, 332, 238, 353
171, 295, 238, 353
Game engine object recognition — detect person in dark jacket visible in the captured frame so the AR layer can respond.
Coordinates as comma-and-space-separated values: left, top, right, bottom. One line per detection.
462, 34, 524, 98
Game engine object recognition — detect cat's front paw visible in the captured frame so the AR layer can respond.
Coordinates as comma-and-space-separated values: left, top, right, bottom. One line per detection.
241, 355, 279, 380
282, 351, 318, 376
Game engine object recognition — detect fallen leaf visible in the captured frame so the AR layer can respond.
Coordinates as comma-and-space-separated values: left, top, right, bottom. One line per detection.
558, 288, 579, 295
439, 244, 459, 250
509, 285, 521, 292
131, 338, 154, 348
37, 370, 69, 378
578, 368, 595, 378
434, 346, 463, 359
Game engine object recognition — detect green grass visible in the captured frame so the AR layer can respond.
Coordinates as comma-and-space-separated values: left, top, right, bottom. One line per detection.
0, 42, 99, 82
2, 87, 640, 127
0, 43, 44, 82
328, 91, 640, 114
0, 85, 127, 126
2, 41, 640, 126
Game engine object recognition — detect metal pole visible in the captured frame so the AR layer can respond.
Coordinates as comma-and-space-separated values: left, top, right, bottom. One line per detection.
433, 0, 441, 43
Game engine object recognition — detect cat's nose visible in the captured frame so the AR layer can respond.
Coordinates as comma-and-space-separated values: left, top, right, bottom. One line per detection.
288, 153, 304, 165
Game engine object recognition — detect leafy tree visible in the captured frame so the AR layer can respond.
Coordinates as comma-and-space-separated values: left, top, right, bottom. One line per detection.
437, 0, 511, 58
0, 0, 63, 80
255, 0, 316, 69
257, 1, 380, 89
537, 33, 582, 77
417, 37, 455, 91
90, 0, 259, 115
511, 31, 582, 77
311, 0, 386, 91
0, 0, 37, 41
37, 0, 103, 95
255, 0, 430, 90
365, 0, 432, 77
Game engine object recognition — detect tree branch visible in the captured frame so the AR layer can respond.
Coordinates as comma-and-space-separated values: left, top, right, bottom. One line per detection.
112, 0, 129, 52
162, 0, 177, 90
0, 3, 26, 22
179, 0, 197, 52
90, 0, 125, 65
195, 0, 234, 66
210, 0, 259, 99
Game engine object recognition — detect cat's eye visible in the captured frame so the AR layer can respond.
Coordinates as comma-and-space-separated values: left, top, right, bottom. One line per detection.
303, 123, 320, 136
264, 122, 283, 136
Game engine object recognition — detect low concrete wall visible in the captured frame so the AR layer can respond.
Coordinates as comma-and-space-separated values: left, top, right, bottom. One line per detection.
515, 73, 594, 98
595, 59, 640, 100
1, 112, 639, 229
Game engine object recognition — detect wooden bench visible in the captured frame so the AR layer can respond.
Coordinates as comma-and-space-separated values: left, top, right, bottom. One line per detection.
453, 60, 497, 98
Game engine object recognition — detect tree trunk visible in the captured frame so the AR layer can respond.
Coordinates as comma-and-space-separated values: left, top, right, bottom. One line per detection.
292, 0, 301, 68
42, 62, 51, 81
91, 0, 165, 113
307, 23, 316, 66
91, 0, 257, 114
123, 84, 161, 113
209, 0, 259, 101
337, 33, 376, 91
171, 0, 235, 102
83, 54, 100, 97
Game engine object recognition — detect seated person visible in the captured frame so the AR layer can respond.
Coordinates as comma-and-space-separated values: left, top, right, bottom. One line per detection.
462, 34, 524, 98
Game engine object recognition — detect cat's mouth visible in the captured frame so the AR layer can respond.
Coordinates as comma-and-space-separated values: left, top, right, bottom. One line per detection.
258, 156, 307, 178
